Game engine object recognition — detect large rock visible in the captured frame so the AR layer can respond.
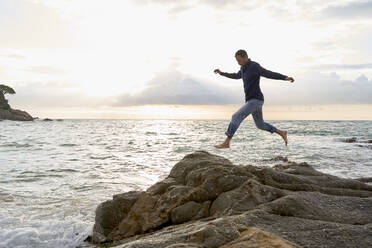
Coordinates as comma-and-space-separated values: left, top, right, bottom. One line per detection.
88, 150, 372, 248
0, 108, 34, 121
92, 191, 142, 243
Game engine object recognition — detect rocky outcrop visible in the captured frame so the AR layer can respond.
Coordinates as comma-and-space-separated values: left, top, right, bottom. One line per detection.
92, 191, 142, 243
342, 137, 372, 150
343, 137, 357, 143
0, 99, 10, 110
0, 108, 34, 121
88, 150, 372, 248
0, 85, 33, 121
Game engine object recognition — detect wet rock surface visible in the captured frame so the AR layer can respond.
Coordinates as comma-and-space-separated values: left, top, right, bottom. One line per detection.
88, 150, 372, 248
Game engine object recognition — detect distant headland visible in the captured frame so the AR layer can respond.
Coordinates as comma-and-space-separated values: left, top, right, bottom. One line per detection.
0, 84, 34, 121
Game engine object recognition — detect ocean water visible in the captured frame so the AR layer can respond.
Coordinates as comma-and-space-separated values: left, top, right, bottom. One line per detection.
0, 119, 371, 248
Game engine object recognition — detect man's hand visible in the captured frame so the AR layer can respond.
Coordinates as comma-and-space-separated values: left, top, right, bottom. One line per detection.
214, 69, 222, 75
285, 76, 294, 83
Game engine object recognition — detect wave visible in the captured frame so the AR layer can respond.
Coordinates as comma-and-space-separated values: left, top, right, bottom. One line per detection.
145, 131, 158, 135
89, 154, 116, 160
0, 142, 33, 148
47, 168, 80, 173
59, 143, 79, 147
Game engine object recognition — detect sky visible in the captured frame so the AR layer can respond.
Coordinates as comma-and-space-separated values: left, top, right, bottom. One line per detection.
0, 0, 371, 119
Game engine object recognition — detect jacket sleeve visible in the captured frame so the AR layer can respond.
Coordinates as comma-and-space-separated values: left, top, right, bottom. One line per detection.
257, 64, 287, 80
220, 70, 242, 79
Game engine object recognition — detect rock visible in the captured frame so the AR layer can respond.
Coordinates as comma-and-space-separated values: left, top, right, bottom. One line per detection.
43, 118, 53, 121
356, 177, 372, 183
220, 226, 297, 248
0, 85, 33, 121
209, 179, 284, 217
171, 200, 210, 224
344, 137, 357, 143
89, 150, 372, 248
264, 155, 288, 162
92, 190, 142, 243
0, 98, 11, 110
357, 144, 372, 150
0, 108, 33, 121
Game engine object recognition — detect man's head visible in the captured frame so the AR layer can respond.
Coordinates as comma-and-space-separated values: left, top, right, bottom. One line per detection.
235, 49, 249, 66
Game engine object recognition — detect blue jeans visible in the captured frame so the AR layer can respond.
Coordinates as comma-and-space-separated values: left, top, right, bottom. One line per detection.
225, 98, 277, 138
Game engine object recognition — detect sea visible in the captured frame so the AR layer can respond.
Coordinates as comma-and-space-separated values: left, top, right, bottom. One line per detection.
1, 119, 371, 248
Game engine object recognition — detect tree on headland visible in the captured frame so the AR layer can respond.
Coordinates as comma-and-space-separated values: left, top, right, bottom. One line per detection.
0, 84, 16, 110
0, 84, 16, 96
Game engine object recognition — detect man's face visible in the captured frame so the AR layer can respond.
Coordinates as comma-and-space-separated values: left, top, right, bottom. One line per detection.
235, 55, 248, 66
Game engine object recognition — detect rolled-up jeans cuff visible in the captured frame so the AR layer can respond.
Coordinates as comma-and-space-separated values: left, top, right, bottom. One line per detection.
225, 131, 233, 138
270, 126, 277, 134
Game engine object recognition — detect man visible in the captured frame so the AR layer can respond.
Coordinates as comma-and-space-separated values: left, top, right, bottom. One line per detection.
213, 49, 294, 149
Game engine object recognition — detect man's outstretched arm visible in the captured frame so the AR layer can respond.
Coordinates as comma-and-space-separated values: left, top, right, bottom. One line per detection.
257, 64, 288, 80
214, 69, 242, 79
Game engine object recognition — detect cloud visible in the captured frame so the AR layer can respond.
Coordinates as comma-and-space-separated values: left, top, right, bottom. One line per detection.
0, 53, 25, 59
0, 0, 74, 49
1, 0, 371, 111
112, 66, 372, 107
129, 0, 193, 14
199, 0, 265, 9
130, 0, 266, 14
112, 68, 244, 106
7, 80, 112, 109
263, 71, 372, 105
310, 63, 372, 70
322, 0, 372, 19
23, 66, 66, 75
5, 67, 372, 110
267, 0, 372, 22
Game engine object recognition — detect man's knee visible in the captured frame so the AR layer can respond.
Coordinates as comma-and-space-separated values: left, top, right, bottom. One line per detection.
254, 120, 266, 130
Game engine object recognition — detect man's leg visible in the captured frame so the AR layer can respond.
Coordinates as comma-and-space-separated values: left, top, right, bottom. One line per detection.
214, 99, 258, 148
252, 101, 288, 146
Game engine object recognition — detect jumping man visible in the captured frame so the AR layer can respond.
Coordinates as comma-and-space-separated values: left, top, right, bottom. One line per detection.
213, 49, 294, 149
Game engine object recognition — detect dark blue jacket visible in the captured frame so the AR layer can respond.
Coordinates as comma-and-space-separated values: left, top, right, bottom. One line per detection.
220, 58, 287, 102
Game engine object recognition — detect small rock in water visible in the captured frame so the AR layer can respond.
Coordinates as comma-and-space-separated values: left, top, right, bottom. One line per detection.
266, 155, 288, 162
344, 137, 357, 143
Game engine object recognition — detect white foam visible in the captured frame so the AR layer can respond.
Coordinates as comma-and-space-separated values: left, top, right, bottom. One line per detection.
0, 217, 93, 248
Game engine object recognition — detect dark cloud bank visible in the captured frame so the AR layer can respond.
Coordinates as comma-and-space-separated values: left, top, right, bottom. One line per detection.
112, 68, 372, 106
8, 67, 372, 109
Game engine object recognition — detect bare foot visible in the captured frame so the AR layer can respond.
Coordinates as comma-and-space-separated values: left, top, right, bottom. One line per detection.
280, 130, 288, 146
214, 142, 230, 149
